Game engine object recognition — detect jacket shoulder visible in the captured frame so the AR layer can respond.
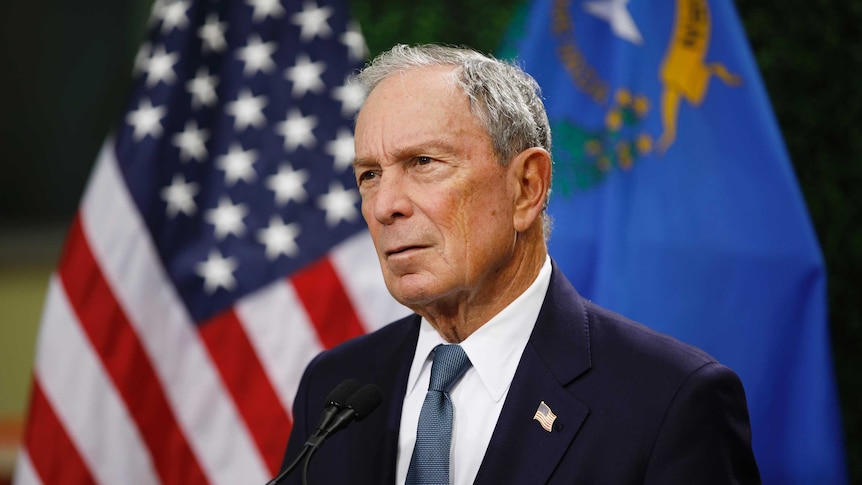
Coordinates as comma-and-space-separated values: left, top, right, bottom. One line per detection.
583, 299, 719, 373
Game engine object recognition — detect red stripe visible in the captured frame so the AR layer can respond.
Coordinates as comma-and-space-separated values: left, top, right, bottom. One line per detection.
23, 379, 96, 484
198, 309, 292, 475
58, 215, 209, 485
291, 256, 366, 349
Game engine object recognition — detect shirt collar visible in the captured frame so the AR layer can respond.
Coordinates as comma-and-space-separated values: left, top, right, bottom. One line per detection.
405, 256, 552, 401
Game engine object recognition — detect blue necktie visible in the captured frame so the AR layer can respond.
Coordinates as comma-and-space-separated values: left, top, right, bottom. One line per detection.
406, 344, 472, 485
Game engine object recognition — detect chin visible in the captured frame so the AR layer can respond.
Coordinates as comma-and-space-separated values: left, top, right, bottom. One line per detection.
386, 278, 438, 308
389, 288, 431, 308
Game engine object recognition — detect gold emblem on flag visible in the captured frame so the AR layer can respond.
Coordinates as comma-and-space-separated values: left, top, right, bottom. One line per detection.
658, 0, 742, 152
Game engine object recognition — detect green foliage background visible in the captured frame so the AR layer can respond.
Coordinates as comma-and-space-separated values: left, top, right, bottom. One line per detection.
733, 1, 862, 480
0, 0, 858, 481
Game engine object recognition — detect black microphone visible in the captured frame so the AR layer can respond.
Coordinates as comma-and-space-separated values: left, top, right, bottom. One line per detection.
312, 379, 361, 438
300, 384, 383, 484
266, 379, 363, 485
306, 384, 383, 448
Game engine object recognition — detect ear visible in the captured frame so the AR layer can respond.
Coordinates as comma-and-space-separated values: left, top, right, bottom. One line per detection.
511, 147, 552, 233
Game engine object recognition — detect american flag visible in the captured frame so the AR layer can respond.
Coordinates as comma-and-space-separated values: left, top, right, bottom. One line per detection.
532, 401, 557, 433
14, 0, 407, 483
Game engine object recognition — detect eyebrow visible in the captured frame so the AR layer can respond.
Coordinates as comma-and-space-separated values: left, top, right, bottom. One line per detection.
351, 156, 377, 170
353, 139, 460, 167
394, 139, 457, 157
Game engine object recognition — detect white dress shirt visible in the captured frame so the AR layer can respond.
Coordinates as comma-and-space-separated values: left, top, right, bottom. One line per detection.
396, 256, 552, 485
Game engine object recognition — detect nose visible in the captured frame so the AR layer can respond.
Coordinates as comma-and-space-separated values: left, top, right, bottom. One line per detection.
370, 171, 412, 224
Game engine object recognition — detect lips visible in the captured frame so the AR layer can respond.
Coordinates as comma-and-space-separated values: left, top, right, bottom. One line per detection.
385, 245, 426, 257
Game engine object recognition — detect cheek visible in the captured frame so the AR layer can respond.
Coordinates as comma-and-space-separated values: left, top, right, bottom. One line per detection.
470, 172, 511, 224
450, 177, 513, 255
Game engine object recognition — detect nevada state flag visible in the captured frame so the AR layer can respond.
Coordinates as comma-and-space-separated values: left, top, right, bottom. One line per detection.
501, 0, 847, 483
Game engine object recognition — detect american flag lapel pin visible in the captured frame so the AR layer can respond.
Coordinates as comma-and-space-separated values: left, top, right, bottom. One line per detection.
533, 400, 557, 432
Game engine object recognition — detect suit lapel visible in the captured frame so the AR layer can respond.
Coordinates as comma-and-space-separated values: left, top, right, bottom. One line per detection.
474, 263, 592, 484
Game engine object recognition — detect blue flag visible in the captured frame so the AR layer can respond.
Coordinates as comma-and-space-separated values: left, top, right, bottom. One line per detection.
501, 0, 847, 483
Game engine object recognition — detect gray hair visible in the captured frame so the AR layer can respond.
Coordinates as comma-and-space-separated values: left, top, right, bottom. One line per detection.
355, 44, 553, 236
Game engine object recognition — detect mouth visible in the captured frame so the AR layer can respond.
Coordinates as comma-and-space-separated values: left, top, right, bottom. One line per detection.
385, 245, 427, 257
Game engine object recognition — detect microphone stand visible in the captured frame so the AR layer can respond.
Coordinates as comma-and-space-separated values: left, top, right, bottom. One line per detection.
265, 446, 308, 485
266, 383, 382, 485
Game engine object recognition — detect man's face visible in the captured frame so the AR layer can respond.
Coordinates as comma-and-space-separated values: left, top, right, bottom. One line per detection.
353, 66, 520, 311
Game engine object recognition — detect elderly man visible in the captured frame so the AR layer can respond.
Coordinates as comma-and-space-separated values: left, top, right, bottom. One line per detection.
275, 44, 760, 484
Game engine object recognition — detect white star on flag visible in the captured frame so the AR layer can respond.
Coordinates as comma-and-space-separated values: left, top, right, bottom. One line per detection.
126, 98, 166, 141
186, 67, 219, 108
325, 128, 355, 171
285, 54, 327, 97
331, 76, 364, 116
292, 1, 333, 40
583, 0, 643, 45
257, 216, 301, 259
217, 143, 259, 186
205, 196, 250, 240
144, 45, 179, 87
247, 0, 286, 21
157, 0, 191, 33
195, 249, 239, 294
160, 174, 200, 218
340, 21, 367, 61
226, 89, 268, 131
236, 34, 278, 76
267, 163, 310, 205
317, 182, 359, 226
172, 120, 210, 162
198, 13, 228, 53
277, 109, 318, 151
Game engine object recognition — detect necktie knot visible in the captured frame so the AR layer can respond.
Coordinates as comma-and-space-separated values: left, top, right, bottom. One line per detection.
429, 344, 471, 393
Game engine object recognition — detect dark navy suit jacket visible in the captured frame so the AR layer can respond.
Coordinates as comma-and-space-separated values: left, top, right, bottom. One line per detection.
277, 262, 760, 484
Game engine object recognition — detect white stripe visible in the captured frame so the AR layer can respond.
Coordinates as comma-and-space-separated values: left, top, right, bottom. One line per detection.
330, 232, 411, 332
80, 141, 269, 485
11, 449, 42, 485
235, 280, 323, 415
34, 276, 159, 485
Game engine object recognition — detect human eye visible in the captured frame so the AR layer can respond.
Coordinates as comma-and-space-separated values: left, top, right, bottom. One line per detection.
410, 156, 439, 171
353, 159, 379, 185
356, 169, 379, 185
407, 154, 450, 181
